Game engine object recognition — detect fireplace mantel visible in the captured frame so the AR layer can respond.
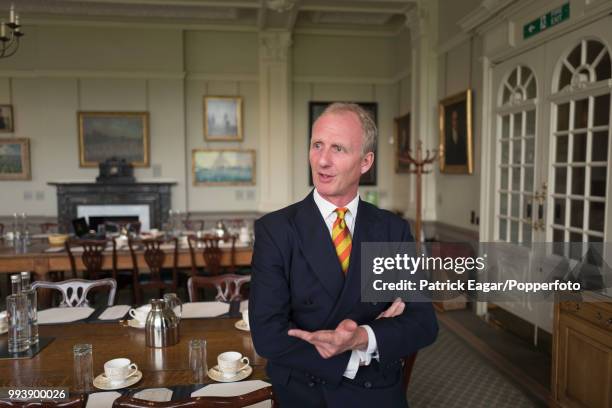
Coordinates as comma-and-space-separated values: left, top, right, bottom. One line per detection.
48, 180, 176, 233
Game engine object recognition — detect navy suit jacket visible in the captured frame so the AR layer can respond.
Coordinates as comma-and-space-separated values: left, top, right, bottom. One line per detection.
250, 192, 438, 406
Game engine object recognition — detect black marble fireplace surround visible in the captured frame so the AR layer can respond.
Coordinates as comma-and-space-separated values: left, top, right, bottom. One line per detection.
48, 181, 175, 233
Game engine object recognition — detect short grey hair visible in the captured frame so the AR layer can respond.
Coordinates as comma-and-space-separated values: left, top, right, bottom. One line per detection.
316, 102, 377, 156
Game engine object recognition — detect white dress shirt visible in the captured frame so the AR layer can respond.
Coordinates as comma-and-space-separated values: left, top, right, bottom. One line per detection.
312, 189, 379, 379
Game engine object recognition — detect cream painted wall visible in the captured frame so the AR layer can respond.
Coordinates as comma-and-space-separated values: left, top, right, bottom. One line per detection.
438, 0, 481, 46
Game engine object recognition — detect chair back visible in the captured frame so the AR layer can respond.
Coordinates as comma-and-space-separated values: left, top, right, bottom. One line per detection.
0, 222, 4, 236
183, 219, 205, 231
65, 239, 116, 280
112, 386, 275, 408
187, 235, 224, 276
127, 237, 178, 304
0, 394, 86, 408
31, 278, 117, 307
187, 274, 250, 302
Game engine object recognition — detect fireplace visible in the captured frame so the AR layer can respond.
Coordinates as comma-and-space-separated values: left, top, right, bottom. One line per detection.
49, 180, 176, 233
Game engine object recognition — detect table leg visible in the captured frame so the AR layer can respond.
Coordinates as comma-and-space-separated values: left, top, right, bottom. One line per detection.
33, 257, 53, 307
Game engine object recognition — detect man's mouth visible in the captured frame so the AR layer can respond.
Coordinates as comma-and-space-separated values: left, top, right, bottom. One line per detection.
318, 173, 334, 182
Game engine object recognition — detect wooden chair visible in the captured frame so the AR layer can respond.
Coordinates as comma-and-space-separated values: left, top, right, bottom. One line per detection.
128, 237, 179, 304
31, 278, 117, 307
0, 222, 4, 236
0, 394, 86, 408
64, 239, 117, 281
187, 274, 251, 302
39, 222, 59, 234
112, 386, 276, 408
183, 219, 205, 231
187, 235, 224, 276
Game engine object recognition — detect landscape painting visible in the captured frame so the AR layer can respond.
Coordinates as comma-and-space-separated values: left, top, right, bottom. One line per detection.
78, 111, 149, 167
192, 149, 255, 186
0, 138, 30, 180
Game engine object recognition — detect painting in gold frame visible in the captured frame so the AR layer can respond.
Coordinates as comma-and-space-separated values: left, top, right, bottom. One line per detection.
204, 96, 243, 141
439, 89, 473, 174
0, 138, 30, 180
394, 112, 411, 173
192, 149, 255, 186
0, 104, 14, 132
78, 111, 149, 168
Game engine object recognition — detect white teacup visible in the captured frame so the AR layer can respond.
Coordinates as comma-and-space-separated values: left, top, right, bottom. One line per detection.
217, 352, 249, 377
129, 305, 151, 324
103, 358, 138, 382
241, 310, 250, 330
0, 311, 7, 331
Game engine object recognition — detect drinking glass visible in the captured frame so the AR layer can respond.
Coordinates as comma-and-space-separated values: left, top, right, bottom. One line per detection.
73, 344, 93, 392
6, 294, 30, 353
189, 339, 208, 384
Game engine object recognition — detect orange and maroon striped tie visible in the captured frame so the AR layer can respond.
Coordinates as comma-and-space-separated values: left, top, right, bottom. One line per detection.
332, 208, 352, 274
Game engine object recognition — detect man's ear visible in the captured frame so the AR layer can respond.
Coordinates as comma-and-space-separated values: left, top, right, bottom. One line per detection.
360, 152, 374, 175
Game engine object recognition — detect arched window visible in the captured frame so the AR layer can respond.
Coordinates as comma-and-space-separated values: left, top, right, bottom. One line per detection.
496, 66, 538, 246
550, 39, 611, 258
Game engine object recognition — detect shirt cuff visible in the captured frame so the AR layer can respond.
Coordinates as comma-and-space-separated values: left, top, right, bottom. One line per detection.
342, 325, 380, 379
342, 350, 361, 379
362, 324, 379, 360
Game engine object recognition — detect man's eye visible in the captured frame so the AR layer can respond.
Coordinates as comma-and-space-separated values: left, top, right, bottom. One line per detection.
312, 142, 321, 149
334, 146, 342, 152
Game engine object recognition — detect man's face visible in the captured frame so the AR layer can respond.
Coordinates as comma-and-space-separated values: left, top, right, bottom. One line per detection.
451, 111, 459, 130
309, 112, 374, 205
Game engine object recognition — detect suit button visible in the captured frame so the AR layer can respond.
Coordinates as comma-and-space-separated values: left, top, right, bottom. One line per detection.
308, 381, 315, 388
371, 302, 378, 306
364, 381, 372, 389
321, 380, 326, 385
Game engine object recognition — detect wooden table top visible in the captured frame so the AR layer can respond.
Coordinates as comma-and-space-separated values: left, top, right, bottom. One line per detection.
0, 318, 266, 389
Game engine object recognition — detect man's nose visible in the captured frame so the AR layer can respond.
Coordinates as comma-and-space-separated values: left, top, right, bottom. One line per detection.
317, 148, 332, 167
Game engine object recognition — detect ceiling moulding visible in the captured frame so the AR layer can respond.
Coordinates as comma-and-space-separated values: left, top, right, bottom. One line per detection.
293, 75, 397, 85
457, 0, 515, 33
0, 70, 186, 79
186, 73, 259, 82
311, 11, 393, 26
292, 27, 396, 37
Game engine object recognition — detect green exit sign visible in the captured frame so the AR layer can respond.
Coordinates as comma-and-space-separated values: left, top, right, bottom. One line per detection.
523, 3, 570, 39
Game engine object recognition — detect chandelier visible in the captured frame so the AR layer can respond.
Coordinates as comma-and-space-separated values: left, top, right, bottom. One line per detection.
0, 4, 23, 59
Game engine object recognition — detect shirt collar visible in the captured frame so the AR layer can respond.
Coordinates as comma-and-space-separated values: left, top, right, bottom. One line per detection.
313, 189, 360, 220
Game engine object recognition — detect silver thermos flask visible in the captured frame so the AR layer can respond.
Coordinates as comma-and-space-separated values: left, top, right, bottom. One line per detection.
145, 299, 180, 348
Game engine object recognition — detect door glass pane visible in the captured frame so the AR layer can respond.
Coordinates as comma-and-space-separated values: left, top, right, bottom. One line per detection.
510, 221, 519, 243
555, 167, 567, 194
511, 194, 520, 217
574, 99, 589, 129
513, 113, 522, 137
525, 137, 534, 163
594, 94, 610, 127
559, 65, 572, 90
553, 229, 564, 256
589, 201, 605, 232
512, 167, 521, 191
572, 167, 585, 195
501, 141, 509, 164
573, 133, 587, 162
569, 233, 583, 259
526, 110, 535, 135
557, 103, 570, 131
508, 69, 517, 87
567, 44, 581, 68
587, 41, 604, 64
501, 168, 509, 190
570, 200, 584, 229
499, 219, 507, 241
512, 140, 522, 164
526, 77, 536, 99
592, 131, 609, 162
554, 199, 565, 225
523, 223, 532, 246
590, 167, 607, 197
502, 115, 510, 138
499, 193, 508, 215
595, 52, 611, 81
556, 135, 568, 162
524, 167, 533, 192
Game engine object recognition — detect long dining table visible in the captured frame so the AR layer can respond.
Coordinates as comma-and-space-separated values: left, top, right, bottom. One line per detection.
0, 317, 267, 389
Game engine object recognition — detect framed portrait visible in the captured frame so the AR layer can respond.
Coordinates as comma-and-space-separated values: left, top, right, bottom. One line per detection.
0, 138, 30, 180
204, 96, 243, 141
439, 89, 473, 174
78, 111, 149, 168
0, 104, 14, 133
192, 149, 255, 186
308, 101, 378, 186
394, 112, 411, 173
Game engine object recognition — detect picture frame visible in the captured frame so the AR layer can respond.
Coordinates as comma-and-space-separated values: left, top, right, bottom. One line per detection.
394, 112, 411, 173
0, 138, 30, 180
192, 149, 255, 186
439, 89, 473, 174
78, 111, 149, 168
204, 96, 243, 141
308, 101, 378, 186
0, 104, 14, 133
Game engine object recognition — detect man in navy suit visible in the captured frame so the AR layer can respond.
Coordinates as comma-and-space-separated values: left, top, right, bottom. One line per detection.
250, 103, 438, 407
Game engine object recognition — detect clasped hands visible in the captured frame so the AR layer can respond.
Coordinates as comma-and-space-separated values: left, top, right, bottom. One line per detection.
287, 298, 405, 359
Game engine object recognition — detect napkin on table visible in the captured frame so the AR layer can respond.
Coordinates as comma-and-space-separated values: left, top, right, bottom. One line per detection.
85, 391, 121, 408
133, 388, 173, 402
37, 307, 94, 324
98, 305, 131, 321
181, 302, 230, 318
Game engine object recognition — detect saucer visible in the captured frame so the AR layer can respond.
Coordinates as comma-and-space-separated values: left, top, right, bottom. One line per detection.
234, 319, 250, 332
208, 365, 252, 383
127, 319, 146, 329
93, 370, 142, 390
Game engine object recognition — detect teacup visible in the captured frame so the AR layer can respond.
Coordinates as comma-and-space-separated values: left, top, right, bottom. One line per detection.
129, 305, 151, 324
241, 310, 250, 330
217, 351, 249, 377
103, 358, 138, 382
0, 310, 7, 331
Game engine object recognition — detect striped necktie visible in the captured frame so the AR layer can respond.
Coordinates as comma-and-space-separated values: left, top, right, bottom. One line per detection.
332, 207, 352, 275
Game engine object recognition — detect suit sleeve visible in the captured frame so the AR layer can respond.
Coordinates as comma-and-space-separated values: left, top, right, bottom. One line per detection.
249, 219, 351, 385
367, 220, 439, 365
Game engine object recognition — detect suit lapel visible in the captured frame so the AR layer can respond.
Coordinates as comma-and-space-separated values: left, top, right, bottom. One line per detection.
292, 192, 345, 301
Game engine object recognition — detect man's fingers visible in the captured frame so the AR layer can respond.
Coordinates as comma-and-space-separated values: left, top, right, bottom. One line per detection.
377, 298, 405, 319
337, 319, 358, 332
288, 329, 312, 341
